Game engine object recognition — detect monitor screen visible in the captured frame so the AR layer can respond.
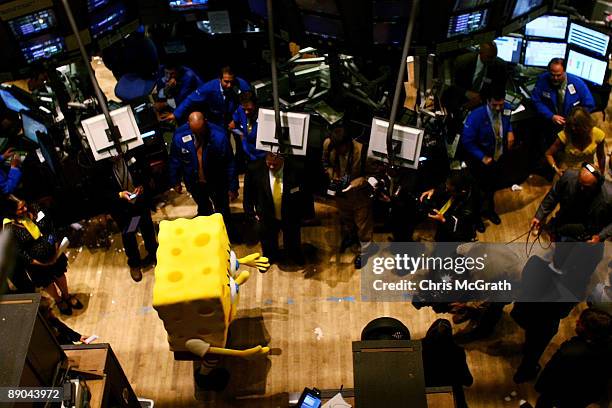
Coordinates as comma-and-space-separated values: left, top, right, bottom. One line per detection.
568, 22, 610, 57
90, 2, 128, 39
88, 0, 111, 12
373, 22, 405, 46
20, 34, 65, 63
494, 36, 523, 64
21, 113, 47, 144
453, 0, 494, 12
0, 89, 30, 113
525, 15, 568, 39
566, 49, 607, 86
512, 0, 545, 19
168, 0, 208, 11
302, 14, 344, 40
524, 40, 567, 67
373, 1, 412, 19
295, 0, 339, 15
8, 9, 56, 39
447, 9, 489, 38
248, 0, 267, 18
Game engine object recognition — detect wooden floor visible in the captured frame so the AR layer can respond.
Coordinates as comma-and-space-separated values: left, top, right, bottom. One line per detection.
51, 65, 612, 407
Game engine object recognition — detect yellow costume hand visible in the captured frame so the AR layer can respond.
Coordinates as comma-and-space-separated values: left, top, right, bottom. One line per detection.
238, 253, 270, 272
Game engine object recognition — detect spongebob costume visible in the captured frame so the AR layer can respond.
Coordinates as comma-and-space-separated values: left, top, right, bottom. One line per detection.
153, 214, 270, 366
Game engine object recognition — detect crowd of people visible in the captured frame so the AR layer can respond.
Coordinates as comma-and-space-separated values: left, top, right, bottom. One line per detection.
0, 45, 611, 405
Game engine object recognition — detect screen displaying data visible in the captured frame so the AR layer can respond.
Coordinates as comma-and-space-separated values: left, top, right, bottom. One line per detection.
566, 50, 607, 85
168, 0, 209, 11
568, 22, 610, 57
453, 0, 494, 12
90, 2, 128, 38
8, 9, 56, 39
525, 15, 568, 39
20, 35, 65, 63
447, 9, 489, 38
88, 0, 111, 12
524, 41, 567, 67
494, 36, 523, 64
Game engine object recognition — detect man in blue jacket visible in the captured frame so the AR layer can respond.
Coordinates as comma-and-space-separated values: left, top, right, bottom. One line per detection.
163, 66, 251, 127
169, 111, 239, 227
155, 63, 203, 111
230, 92, 266, 163
0, 148, 21, 194
462, 90, 516, 226
532, 58, 595, 129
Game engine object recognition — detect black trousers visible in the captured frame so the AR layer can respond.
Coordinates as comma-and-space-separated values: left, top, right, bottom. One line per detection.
191, 181, 233, 234
258, 217, 301, 262
114, 205, 158, 268
466, 157, 506, 215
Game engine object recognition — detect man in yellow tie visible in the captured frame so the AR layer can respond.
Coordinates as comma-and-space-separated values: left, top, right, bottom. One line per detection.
243, 152, 305, 267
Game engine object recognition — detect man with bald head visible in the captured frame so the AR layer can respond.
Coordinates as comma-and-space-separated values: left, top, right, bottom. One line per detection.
531, 163, 612, 242
169, 111, 238, 226
451, 42, 508, 110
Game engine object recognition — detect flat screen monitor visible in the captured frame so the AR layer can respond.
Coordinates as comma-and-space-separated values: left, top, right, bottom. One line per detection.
373, 1, 412, 19
89, 2, 128, 39
524, 40, 567, 67
0, 89, 30, 113
367, 117, 424, 169
255, 108, 310, 156
248, 0, 267, 18
88, 0, 111, 12
494, 36, 523, 64
81, 105, 143, 161
525, 15, 568, 39
168, 0, 208, 11
8, 9, 56, 39
566, 49, 607, 86
453, 0, 494, 12
302, 14, 344, 40
21, 112, 47, 144
373, 22, 406, 46
447, 8, 489, 38
20, 34, 65, 63
295, 0, 339, 16
568, 22, 610, 57
511, 0, 545, 20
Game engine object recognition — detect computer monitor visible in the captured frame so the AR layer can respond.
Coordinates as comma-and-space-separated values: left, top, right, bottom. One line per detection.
168, 0, 209, 11
88, 0, 111, 12
248, 0, 267, 18
524, 40, 566, 67
0, 89, 30, 113
89, 2, 128, 39
373, 22, 406, 46
453, 0, 494, 12
511, 0, 545, 20
295, 0, 339, 16
373, 1, 412, 19
81, 105, 144, 161
524, 15, 568, 39
494, 36, 523, 64
447, 8, 490, 38
566, 49, 607, 86
21, 112, 47, 144
20, 34, 65, 63
255, 108, 310, 156
367, 118, 424, 169
8, 9, 57, 39
568, 22, 610, 57
302, 14, 344, 40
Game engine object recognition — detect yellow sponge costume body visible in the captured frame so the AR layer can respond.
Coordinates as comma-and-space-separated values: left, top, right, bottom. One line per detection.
153, 214, 269, 359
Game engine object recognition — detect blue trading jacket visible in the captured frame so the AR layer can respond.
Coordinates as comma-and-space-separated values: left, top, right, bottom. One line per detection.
531, 72, 595, 120
462, 103, 513, 162
156, 65, 204, 108
232, 106, 267, 162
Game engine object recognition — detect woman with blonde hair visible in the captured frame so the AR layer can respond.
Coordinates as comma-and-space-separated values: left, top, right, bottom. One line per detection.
545, 107, 606, 177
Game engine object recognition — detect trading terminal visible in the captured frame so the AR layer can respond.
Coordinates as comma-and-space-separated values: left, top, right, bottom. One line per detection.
0, 0, 611, 407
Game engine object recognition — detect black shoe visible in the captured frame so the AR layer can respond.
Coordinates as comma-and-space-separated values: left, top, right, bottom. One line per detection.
141, 253, 157, 268
130, 266, 143, 282
475, 220, 486, 233
485, 212, 501, 225
339, 237, 354, 253
513, 364, 541, 384
57, 299, 73, 315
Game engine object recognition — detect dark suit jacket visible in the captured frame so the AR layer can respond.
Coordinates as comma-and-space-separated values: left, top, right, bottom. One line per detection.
430, 185, 480, 241
453, 53, 507, 98
243, 159, 304, 223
